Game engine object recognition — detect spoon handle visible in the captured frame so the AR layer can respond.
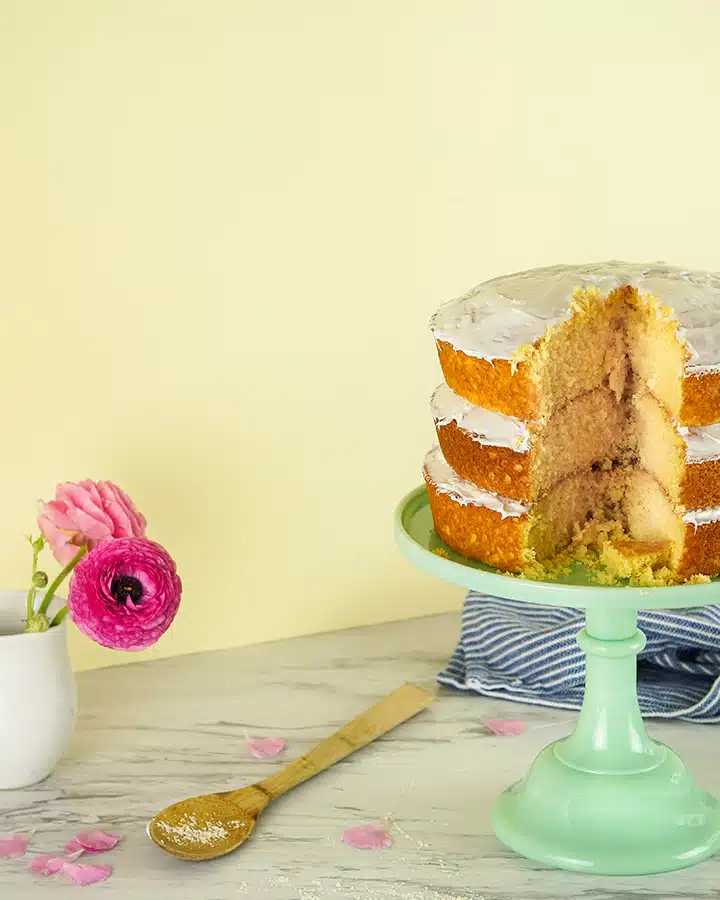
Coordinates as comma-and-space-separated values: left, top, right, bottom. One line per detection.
246, 683, 434, 802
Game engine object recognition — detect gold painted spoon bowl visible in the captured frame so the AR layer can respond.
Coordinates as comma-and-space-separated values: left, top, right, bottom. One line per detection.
148, 682, 434, 861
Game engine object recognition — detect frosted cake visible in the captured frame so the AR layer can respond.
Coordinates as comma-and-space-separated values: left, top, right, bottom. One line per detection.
423, 263, 720, 584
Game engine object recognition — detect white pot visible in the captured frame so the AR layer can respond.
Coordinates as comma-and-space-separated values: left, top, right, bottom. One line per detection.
0, 590, 76, 789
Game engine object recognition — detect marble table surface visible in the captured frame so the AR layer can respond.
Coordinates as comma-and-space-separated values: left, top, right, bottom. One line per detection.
2, 612, 720, 899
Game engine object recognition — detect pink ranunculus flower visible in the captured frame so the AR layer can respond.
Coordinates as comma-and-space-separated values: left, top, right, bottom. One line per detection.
38, 480, 147, 565
67, 538, 182, 651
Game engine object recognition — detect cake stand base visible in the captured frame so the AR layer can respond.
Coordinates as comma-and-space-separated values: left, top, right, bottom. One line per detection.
493, 741, 720, 875
395, 487, 720, 876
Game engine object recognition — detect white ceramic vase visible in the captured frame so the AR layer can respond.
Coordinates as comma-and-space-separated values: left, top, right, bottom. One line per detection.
0, 590, 76, 789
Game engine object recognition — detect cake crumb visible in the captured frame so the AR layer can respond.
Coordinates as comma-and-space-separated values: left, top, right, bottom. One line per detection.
499, 521, 705, 587
686, 573, 711, 584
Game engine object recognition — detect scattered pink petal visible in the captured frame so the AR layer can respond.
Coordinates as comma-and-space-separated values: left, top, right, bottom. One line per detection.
247, 736, 286, 759
65, 830, 121, 853
29, 854, 110, 885
482, 718, 527, 736
46, 857, 68, 875
0, 834, 30, 859
28, 854, 81, 876
28, 855, 54, 875
342, 823, 392, 850
60, 862, 112, 886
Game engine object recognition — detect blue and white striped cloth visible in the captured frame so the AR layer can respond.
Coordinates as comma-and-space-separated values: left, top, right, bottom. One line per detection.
438, 592, 720, 721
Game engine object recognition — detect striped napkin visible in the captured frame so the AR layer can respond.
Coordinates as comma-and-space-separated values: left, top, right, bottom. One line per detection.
439, 592, 720, 721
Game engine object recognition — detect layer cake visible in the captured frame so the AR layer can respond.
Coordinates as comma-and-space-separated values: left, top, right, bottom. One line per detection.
423, 262, 720, 583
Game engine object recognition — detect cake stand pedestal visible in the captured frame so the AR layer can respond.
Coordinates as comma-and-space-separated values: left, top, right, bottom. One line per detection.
395, 486, 720, 875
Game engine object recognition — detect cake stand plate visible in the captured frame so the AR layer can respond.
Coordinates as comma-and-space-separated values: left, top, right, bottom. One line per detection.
395, 486, 720, 876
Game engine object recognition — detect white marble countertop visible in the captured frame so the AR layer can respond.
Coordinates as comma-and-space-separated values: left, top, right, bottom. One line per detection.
1, 612, 720, 898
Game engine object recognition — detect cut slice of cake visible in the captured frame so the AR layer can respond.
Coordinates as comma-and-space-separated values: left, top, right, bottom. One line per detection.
423, 262, 720, 583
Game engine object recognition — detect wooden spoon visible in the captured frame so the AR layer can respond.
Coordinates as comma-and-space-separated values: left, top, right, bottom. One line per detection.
148, 682, 434, 861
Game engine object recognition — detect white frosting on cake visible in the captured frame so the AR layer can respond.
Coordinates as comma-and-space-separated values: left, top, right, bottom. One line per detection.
430, 384, 532, 453
431, 262, 720, 371
423, 446, 530, 518
683, 505, 720, 526
679, 423, 720, 464
431, 381, 720, 462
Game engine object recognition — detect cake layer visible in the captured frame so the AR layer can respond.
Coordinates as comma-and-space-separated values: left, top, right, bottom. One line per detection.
424, 447, 720, 580
431, 383, 532, 451
423, 445, 529, 518
432, 383, 625, 503
430, 262, 720, 370
434, 285, 625, 420
435, 341, 538, 420
437, 333, 719, 426
682, 370, 720, 426
432, 266, 720, 426
424, 480, 527, 572
681, 520, 720, 577
423, 447, 613, 571
624, 469, 720, 577
633, 389, 720, 510
433, 419, 531, 502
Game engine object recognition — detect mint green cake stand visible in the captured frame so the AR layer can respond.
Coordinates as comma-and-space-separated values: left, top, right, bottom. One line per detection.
395, 485, 720, 876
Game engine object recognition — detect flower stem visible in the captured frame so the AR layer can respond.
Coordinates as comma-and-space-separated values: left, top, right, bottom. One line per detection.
49, 607, 69, 628
25, 537, 44, 622
38, 546, 88, 617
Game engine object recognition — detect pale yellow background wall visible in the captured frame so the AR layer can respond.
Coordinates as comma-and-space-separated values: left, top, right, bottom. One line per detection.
1, 1, 720, 671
